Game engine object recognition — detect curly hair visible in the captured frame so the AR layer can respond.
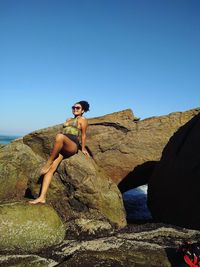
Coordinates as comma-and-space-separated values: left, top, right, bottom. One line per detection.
76, 100, 90, 112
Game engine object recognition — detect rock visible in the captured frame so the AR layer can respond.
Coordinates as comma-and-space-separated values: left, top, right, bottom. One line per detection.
0, 142, 43, 201
148, 112, 200, 229
2, 108, 199, 238
28, 151, 127, 229
0, 202, 65, 253
1, 219, 200, 266
23, 124, 62, 159
67, 218, 113, 238
23, 108, 200, 185
53, 225, 200, 267
87, 108, 200, 184
0, 144, 5, 149
0, 134, 126, 234
11, 136, 24, 144
0, 255, 57, 267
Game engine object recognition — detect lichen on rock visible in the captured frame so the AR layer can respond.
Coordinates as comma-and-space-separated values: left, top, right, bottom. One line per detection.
0, 202, 65, 253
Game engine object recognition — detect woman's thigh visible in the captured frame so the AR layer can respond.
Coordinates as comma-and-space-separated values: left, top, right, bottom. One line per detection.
61, 135, 78, 156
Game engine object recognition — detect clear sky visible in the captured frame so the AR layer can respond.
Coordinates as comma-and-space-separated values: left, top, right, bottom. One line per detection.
0, 0, 200, 135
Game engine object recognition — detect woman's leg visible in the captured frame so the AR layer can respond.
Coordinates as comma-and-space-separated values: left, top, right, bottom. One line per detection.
40, 133, 78, 175
29, 154, 63, 204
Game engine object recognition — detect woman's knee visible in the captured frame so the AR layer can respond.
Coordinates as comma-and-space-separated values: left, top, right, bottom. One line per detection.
55, 133, 64, 143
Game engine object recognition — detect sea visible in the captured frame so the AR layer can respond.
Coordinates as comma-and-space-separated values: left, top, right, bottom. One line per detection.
123, 185, 152, 222
0, 135, 21, 145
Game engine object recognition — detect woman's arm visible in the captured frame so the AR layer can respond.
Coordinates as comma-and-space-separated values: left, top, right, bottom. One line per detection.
80, 117, 90, 157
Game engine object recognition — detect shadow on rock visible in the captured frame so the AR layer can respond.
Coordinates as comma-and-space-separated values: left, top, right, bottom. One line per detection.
117, 161, 157, 224
148, 112, 200, 229
165, 247, 187, 267
118, 161, 158, 194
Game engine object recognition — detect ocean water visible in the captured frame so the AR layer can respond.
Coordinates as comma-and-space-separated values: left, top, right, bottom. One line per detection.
122, 185, 152, 222
0, 135, 20, 144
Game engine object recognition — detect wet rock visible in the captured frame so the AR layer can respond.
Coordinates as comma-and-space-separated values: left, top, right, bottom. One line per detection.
0, 202, 65, 253
1, 223, 200, 266
66, 218, 113, 240
0, 254, 57, 267
53, 225, 200, 267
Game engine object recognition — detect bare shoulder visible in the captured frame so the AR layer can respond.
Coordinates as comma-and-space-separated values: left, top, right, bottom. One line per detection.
79, 116, 88, 122
78, 116, 88, 127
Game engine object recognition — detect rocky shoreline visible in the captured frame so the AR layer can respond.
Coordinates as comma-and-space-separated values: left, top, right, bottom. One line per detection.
1, 222, 200, 266
0, 107, 200, 266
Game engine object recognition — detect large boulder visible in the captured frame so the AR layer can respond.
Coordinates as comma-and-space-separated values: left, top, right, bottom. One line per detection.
0, 141, 43, 201
87, 108, 200, 184
0, 140, 126, 230
0, 202, 65, 253
148, 112, 200, 229
23, 108, 200, 185
90, 108, 200, 184
23, 124, 61, 159
28, 151, 127, 229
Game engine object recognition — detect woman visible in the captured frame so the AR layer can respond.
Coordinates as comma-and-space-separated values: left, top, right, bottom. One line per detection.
29, 100, 90, 204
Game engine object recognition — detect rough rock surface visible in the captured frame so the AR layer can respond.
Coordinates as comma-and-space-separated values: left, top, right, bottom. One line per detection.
148, 112, 200, 229
23, 108, 200, 185
87, 108, 200, 184
28, 151, 127, 229
0, 255, 57, 267
0, 142, 44, 201
0, 143, 126, 231
0, 108, 200, 265
0, 202, 65, 253
51, 225, 200, 267
1, 224, 199, 267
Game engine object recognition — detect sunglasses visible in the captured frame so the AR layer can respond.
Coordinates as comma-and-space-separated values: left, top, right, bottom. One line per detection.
72, 106, 81, 110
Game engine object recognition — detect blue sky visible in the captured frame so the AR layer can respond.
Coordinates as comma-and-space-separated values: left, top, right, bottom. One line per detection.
0, 0, 200, 135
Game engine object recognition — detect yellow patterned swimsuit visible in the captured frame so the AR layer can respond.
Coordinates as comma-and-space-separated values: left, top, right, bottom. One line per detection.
62, 117, 80, 147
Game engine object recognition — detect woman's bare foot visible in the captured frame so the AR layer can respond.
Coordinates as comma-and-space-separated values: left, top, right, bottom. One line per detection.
28, 197, 46, 205
40, 161, 53, 175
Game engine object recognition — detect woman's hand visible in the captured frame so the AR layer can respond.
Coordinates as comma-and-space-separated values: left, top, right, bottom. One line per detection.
82, 148, 90, 158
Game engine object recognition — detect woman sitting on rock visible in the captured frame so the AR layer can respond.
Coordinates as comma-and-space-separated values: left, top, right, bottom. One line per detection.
29, 100, 90, 204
